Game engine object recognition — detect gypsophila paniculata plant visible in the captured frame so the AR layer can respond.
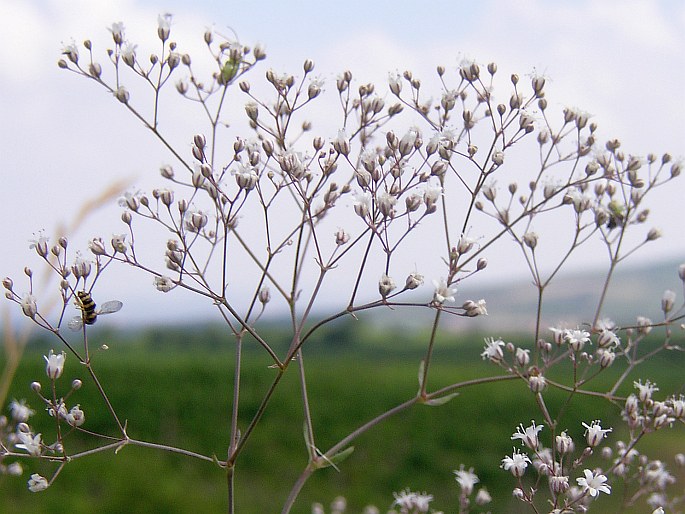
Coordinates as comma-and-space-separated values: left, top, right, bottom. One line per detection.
2, 15, 683, 513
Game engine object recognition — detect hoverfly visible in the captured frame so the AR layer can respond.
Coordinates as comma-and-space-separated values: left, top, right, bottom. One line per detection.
68, 291, 123, 330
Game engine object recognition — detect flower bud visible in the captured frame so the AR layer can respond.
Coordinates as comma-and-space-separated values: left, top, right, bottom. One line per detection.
258, 287, 271, 305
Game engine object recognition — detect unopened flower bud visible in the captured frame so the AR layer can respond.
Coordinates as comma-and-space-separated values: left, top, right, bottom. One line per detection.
662, 290, 676, 313
523, 232, 538, 249
114, 86, 129, 104
258, 287, 271, 305
646, 228, 662, 241
335, 228, 349, 245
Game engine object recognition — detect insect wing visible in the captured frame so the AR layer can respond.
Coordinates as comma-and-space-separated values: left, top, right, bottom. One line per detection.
68, 316, 84, 331
98, 300, 123, 315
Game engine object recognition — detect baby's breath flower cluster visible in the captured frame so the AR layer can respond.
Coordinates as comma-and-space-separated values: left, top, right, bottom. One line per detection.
3, 15, 683, 514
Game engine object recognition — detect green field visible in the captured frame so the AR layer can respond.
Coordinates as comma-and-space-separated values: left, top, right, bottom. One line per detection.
1, 324, 683, 513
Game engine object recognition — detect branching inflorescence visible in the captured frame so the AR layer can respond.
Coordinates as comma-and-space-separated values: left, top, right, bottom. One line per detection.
2, 15, 684, 514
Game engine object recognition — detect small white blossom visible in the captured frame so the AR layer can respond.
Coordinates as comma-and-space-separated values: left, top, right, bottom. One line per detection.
481, 337, 505, 362
44, 350, 65, 380
6, 462, 23, 476
353, 191, 372, 218
157, 13, 172, 41
29, 233, 49, 257
233, 163, 259, 190
454, 465, 479, 495
463, 299, 487, 317
21, 294, 37, 318
16, 431, 42, 456
556, 431, 574, 454
565, 328, 591, 352
634, 379, 659, 402
376, 191, 396, 218
332, 129, 350, 156
661, 289, 676, 313
28, 473, 49, 492
528, 373, 547, 393
111, 234, 128, 254
511, 421, 543, 450
501, 448, 531, 477
576, 469, 611, 497
378, 274, 396, 298
582, 420, 612, 447
108, 22, 125, 44
66, 405, 85, 427
9, 399, 34, 423
432, 278, 456, 304
515, 347, 530, 367
405, 271, 423, 290
388, 72, 402, 95
154, 276, 176, 293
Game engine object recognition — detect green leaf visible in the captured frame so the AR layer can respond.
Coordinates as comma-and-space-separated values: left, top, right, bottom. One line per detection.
417, 359, 425, 389
314, 446, 355, 470
423, 392, 459, 406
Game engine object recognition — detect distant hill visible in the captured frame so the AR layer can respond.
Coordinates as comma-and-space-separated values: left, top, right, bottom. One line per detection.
448, 256, 684, 333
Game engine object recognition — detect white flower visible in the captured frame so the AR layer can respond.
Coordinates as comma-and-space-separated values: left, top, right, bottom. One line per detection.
582, 420, 612, 447
154, 276, 176, 293
9, 399, 34, 423
376, 191, 396, 218
16, 432, 42, 456
28, 474, 49, 492
662, 289, 676, 313
44, 350, 65, 380
515, 347, 530, 367
555, 431, 574, 454
278, 148, 306, 179
378, 274, 396, 298
597, 329, 620, 348
21, 294, 37, 318
157, 13, 172, 41
353, 191, 372, 218
29, 232, 49, 257
528, 373, 547, 393
576, 469, 611, 497
61, 42, 79, 63
113, 86, 129, 104
108, 22, 125, 44
423, 183, 443, 209
564, 328, 591, 352
388, 72, 402, 95
475, 488, 492, 505
332, 129, 350, 156
511, 421, 543, 450
405, 271, 424, 290
432, 278, 456, 304
463, 299, 487, 317
481, 337, 505, 362
454, 465, 479, 495
66, 405, 85, 427
111, 234, 128, 254
121, 43, 137, 67
398, 127, 420, 156
501, 448, 531, 477
634, 379, 659, 402
234, 163, 259, 190
6, 462, 23, 476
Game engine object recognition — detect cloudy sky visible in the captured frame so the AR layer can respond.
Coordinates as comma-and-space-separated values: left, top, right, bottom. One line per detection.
1, 0, 684, 326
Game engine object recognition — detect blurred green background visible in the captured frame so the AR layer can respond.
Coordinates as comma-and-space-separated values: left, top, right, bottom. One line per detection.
1, 322, 683, 513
